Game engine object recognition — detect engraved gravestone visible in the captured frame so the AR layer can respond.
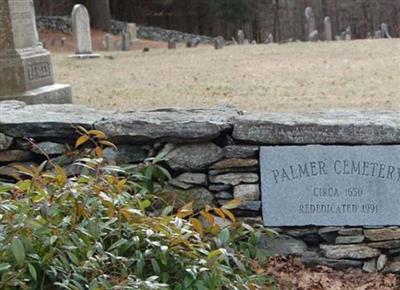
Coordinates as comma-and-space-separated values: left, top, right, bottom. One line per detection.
70, 4, 99, 58
261, 145, 400, 226
0, 0, 72, 104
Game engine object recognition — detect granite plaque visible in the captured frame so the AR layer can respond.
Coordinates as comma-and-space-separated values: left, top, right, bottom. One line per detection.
261, 145, 400, 226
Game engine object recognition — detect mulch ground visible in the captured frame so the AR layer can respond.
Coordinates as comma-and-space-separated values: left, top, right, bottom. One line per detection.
265, 257, 400, 290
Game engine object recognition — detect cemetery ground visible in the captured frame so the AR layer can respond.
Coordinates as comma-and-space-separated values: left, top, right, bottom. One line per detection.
48, 36, 400, 112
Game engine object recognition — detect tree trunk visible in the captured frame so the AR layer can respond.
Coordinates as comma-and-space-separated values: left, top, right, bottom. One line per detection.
88, 0, 112, 31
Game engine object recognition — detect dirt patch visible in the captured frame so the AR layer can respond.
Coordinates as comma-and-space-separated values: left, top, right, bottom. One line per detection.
39, 29, 166, 53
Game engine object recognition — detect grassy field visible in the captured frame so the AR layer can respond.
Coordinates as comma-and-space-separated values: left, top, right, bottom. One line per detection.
52, 39, 400, 112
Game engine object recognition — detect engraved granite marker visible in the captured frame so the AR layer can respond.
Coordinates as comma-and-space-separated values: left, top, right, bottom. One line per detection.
0, 0, 72, 104
261, 145, 400, 226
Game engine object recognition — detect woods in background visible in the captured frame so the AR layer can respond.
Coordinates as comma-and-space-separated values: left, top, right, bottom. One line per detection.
35, 0, 400, 41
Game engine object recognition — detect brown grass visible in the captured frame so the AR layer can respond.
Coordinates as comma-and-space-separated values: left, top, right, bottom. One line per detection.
51, 39, 400, 112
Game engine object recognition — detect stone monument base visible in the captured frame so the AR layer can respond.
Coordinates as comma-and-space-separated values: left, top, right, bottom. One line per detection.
0, 83, 72, 104
68, 54, 101, 59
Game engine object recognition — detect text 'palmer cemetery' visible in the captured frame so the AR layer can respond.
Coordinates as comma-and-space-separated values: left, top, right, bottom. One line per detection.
260, 145, 400, 226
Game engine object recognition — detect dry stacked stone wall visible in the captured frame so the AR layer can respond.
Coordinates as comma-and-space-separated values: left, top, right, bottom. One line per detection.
2, 100, 400, 273
36, 17, 213, 44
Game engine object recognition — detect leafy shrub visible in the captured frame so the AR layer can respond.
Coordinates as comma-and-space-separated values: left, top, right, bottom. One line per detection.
0, 130, 274, 290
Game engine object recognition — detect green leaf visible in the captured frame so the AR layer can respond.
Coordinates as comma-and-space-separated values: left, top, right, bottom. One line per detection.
11, 237, 25, 267
207, 249, 223, 267
161, 205, 173, 216
218, 228, 230, 244
151, 259, 161, 274
0, 263, 11, 272
28, 264, 37, 280
140, 199, 151, 209
67, 252, 79, 265
108, 239, 127, 251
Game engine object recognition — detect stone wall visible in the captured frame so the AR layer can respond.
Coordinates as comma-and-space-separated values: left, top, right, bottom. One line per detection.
36, 17, 213, 44
1, 100, 400, 273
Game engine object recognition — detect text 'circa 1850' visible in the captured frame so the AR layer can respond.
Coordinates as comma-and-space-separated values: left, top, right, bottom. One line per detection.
260, 145, 400, 226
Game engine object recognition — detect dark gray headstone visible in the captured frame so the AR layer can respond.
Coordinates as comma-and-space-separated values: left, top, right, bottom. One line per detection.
261, 145, 400, 226
121, 31, 129, 51
323, 16, 333, 41
168, 40, 176, 49
214, 36, 224, 50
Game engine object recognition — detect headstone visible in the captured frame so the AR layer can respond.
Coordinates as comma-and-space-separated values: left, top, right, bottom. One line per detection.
237, 30, 245, 45
232, 37, 238, 45
266, 33, 274, 44
305, 7, 316, 41
70, 4, 100, 58
323, 16, 333, 41
309, 30, 319, 42
261, 145, 400, 226
0, 0, 72, 104
186, 37, 201, 48
381, 23, 391, 39
168, 40, 176, 49
121, 31, 129, 51
374, 30, 383, 39
214, 36, 224, 50
243, 39, 250, 45
251, 40, 257, 45
344, 26, 352, 40
367, 32, 372, 39
104, 33, 113, 51
127, 23, 137, 43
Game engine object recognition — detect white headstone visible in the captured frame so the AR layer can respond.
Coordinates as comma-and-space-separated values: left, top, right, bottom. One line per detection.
305, 7, 316, 41
72, 4, 93, 54
127, 23, 137, 42
237, 30, 245, 45
266, 33, 274, 44
381, 23, 391, 39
